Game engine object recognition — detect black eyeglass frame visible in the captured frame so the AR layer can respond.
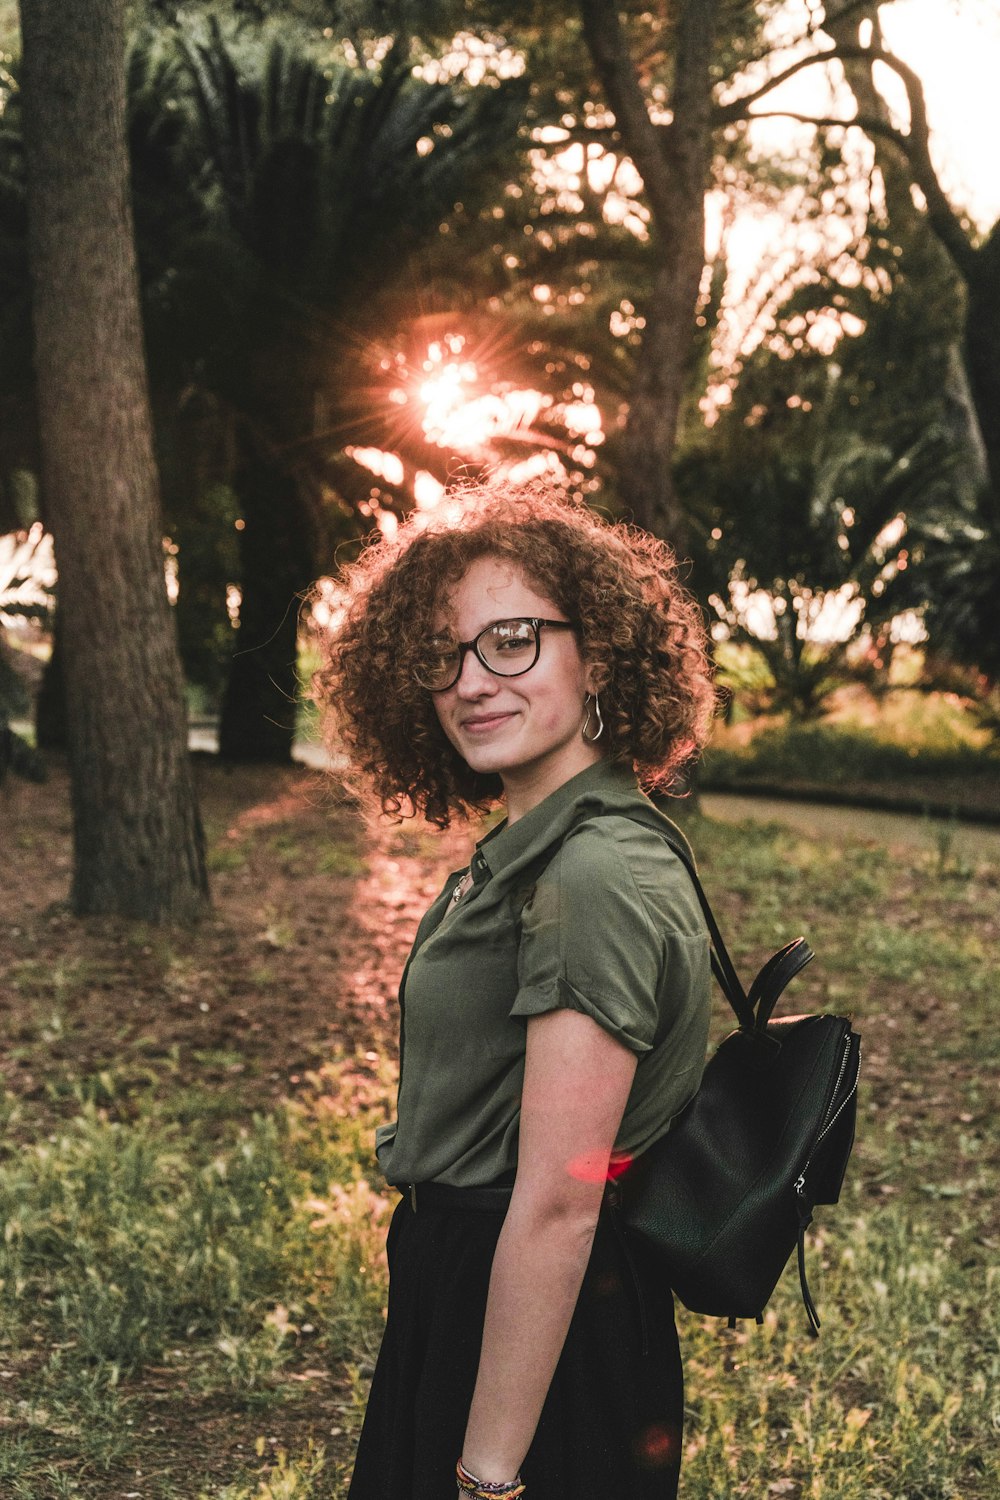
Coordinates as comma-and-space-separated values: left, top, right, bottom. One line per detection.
414, 617, 579, 692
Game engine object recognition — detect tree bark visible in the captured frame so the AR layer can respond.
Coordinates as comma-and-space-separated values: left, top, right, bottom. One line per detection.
964, 221, 1000, 516
579, 0, 719, 545
34, 600, 67, 751
19, 0, 209, 921
822, 0, 989, 500
217, 438, 314, 763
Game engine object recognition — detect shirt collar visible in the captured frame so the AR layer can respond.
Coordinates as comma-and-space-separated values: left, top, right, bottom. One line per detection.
470, 758, 657, 885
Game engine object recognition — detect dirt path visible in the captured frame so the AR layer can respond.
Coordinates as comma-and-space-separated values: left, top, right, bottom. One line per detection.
276, 732, 1000, 865
0, 758, 472, 1137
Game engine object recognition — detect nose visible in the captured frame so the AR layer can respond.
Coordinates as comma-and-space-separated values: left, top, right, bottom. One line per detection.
453, 645, 498, 698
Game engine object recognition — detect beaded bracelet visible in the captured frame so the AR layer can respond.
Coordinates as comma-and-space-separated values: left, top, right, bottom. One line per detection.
456, 1457, 526, 1499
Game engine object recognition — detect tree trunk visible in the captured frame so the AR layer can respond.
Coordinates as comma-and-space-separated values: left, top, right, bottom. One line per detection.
217, 440, 314, 763
622, 248, 706, 547
579, 0, 719, 545
34, 600, 67, 751
19, 0, 209, 921
964, 220, 1000, 511
823, 0, 990, 501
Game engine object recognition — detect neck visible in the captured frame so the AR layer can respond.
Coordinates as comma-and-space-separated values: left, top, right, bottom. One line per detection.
502, 744, 606, 825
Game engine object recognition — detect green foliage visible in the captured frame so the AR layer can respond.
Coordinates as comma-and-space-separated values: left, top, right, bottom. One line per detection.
3, 810, 999, 1493
681, 411, 954, 717
124, 8, 531, 715
698, 135, 1000, 685
1, 1107, 290, 1371
203, 1440, 328, 1500
890, 484, 1000, 680
702, 721, 999, 794
130, 10, 527, 428
0, 1063, 392, 1379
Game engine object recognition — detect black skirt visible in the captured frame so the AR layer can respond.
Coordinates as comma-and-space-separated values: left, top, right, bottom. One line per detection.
347, 1189, 684, 1499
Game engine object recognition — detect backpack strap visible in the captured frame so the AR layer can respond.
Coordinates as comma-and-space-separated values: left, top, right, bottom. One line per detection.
653, 826, 813, 1033
651, 828, 757, 1031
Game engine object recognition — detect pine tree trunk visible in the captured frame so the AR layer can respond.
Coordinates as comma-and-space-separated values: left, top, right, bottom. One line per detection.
580, 0, 719, 544
19, 0, 209, 921
823, 0, 990, 500
217, 442, 314, 763
622, 251, 706, 547
34, 601, 67, 751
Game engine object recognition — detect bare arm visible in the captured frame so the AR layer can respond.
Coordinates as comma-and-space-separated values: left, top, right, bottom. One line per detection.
459, 1007, 638, 1486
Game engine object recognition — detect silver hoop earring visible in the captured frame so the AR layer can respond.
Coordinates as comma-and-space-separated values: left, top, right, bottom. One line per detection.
582, 692, 605, 743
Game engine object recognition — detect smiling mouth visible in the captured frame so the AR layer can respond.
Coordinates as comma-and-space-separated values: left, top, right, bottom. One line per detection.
461, 712, 515, 732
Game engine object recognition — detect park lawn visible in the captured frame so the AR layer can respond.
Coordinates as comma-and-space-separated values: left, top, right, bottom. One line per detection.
0, 761, 997, 1499
699, 722, 1000, 822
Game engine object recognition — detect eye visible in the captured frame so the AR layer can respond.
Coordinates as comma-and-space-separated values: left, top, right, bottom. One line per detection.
488, 621, 534, 654
419, 638, 457, 663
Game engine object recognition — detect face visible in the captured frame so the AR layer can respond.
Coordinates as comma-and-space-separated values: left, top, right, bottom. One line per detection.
427, 555, 604, 820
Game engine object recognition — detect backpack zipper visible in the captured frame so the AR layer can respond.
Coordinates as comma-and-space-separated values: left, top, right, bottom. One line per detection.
795, 1031, 860, 1198
791, 1030, 859, 1336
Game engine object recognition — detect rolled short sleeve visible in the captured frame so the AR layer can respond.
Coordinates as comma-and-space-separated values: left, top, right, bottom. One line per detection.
509, 819, 665, 1054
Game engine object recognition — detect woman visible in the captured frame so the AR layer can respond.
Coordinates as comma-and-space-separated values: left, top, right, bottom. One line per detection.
317, 479, 716, 1500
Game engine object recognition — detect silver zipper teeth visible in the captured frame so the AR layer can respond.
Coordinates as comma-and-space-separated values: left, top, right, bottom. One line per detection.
795, 1034, 861, 1194
816, 1037, 860, 1144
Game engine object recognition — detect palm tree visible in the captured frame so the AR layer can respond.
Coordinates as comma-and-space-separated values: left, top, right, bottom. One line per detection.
129, 13, 526, 760
680, 418, 956, 722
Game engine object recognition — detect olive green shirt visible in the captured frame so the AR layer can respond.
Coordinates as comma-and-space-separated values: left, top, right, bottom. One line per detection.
375, 759, 712, 1189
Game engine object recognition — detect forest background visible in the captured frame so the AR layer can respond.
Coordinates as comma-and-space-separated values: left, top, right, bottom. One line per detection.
0, 1, 997, 1496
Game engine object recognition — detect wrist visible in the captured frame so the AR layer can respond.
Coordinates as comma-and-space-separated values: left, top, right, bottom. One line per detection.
456, 1456, 525, 1498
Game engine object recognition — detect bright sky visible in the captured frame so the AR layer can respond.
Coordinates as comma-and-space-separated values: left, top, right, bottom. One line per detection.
750, 0, 1000, 232
866, 0, 1000, 230
697, 0, 1000, 388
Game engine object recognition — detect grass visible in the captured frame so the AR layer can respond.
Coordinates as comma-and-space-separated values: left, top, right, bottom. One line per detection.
702, 722, 999, 807
0, 1057, 394, 1497
669, 812, 999, 1500
0, 775, 997, 1497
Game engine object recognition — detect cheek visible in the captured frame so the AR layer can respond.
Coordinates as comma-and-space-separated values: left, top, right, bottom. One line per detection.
536, 674, 585, 731
539, 699, 572, 731
430, 694, 458, 743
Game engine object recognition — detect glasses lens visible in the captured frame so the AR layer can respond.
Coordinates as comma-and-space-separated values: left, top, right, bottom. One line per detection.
413, 640, 459, 690
480, 619, 538, 675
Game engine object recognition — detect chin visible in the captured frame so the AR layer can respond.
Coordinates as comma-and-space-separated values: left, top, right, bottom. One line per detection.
459, 747, 514, 777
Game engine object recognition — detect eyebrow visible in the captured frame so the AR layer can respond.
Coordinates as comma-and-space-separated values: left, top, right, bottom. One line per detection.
429, 616, 532, 638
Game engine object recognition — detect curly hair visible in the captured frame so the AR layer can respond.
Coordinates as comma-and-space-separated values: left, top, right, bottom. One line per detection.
312, 478, 716, 827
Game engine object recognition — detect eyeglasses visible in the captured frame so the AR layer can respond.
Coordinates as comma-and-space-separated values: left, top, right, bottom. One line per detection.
412, 617, 578, 692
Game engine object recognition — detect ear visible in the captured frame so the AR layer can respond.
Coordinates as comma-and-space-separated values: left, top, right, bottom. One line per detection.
583, 661, 604, 696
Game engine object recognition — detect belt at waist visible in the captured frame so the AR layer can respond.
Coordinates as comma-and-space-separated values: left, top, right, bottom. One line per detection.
398, 1177, 648, 1353
400, 1181, 513, 1214
399, 1179, 624, 1215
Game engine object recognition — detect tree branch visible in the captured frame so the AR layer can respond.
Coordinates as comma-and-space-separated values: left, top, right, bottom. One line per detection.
577, 0, 677, 229
717, 42, 977, 282
717, 42, 926, 125
716, 0, 873, 93
715, 45, 841, 121
741, 107, 905, 146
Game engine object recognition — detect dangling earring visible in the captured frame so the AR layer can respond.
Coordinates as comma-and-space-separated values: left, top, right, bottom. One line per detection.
582, 692, 605, 743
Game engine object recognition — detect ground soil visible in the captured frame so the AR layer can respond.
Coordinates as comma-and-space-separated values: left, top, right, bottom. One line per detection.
0, 755, 472, 1495
1, 754, 995, 1496
1, 755, 471, 1130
